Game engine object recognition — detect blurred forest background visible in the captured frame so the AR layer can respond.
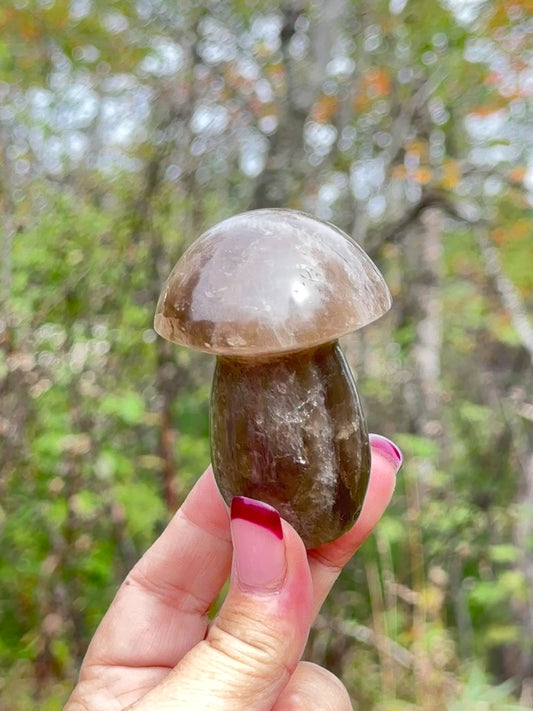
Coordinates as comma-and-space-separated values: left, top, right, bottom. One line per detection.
1, 0, 533, 708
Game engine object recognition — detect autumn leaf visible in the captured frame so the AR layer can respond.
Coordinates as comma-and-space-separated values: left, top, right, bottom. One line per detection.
413, 167, 432, 185
365, 67, 391, 97
311, 94, 339, 123
508, 166, 527, 184
441, 160, 461, 190
391, 164, 407, 180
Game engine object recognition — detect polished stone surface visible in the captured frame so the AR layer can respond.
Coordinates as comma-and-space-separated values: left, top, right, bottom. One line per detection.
211, 341, 370, 548
155, 209, 390, 547
154, 208, 391, 357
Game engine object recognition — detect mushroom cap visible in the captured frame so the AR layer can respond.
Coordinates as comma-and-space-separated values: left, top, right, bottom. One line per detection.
154, 209, 392, 357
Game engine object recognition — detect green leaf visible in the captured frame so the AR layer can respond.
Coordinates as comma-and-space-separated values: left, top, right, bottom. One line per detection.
395, 433, 439, 460
99, 392, 146, 425
488, 544, 519, 564
113, 481, 166, 540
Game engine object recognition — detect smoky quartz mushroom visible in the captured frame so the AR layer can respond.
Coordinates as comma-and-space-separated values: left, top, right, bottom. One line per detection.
154, 208, 392, 548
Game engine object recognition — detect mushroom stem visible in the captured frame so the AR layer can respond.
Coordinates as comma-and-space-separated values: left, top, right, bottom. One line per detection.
210, 341, 370, 548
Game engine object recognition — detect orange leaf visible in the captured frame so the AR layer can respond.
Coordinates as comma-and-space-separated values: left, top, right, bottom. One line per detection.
485, 71, 503, 87
0, 7, 14, 30
441, 160, 461, 190
21, 18, 41, 39
413, 167, 432, 185
469, 104, 505, 117
366, 68, 390, 97
508, 166, 527, 183
391, 165, 407, 180
491, 228, 505, 245
405, 140, 428, 160
311, 95, 339, 123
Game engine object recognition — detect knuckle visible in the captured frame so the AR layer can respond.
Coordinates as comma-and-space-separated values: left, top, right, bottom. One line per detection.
208, 604, 294, 679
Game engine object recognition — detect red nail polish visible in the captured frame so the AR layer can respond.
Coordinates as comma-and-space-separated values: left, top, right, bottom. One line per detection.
230, 497, 285, 591
230, 496, 283, 539
369, 433, 403, 472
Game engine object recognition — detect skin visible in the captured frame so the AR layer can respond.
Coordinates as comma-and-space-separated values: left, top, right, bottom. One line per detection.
65, 436, 398, 711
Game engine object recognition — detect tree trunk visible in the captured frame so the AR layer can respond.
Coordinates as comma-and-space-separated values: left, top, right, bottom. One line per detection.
402, 208, 443, 438
251, 0, 347, 210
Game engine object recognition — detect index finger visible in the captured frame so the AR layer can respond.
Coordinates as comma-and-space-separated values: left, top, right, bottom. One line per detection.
84, 465, 232, 671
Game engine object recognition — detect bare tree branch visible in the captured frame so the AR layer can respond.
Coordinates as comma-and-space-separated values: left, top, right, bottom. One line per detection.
368, 190, 533, 364
314, 614, 414, 669
366, 190, 446, 257
474, 226, 533, 363
386, 68, 448, 169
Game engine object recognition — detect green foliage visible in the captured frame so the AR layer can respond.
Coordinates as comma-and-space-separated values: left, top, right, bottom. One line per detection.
1, 0, 533, 708
113, 481, 167, 540
448, 665, 523, 711
100, 392, 146, 425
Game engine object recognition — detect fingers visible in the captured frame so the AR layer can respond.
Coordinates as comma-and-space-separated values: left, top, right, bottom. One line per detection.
71, 434, 401, 710
272, 662, 353, 711
308, 434, 402, 616
82, 465, 232, 671
130, 498, 315, 711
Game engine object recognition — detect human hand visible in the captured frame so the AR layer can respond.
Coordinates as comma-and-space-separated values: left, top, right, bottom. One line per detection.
65, 433, 402, 711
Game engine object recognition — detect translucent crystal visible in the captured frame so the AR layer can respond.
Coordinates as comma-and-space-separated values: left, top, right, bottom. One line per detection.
154, 209, 391, 357
154, 209, 392, 547
211, 342, 370, 547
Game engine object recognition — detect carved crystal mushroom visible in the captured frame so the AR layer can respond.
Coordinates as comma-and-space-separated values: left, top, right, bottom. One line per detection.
154, 208, 391, 547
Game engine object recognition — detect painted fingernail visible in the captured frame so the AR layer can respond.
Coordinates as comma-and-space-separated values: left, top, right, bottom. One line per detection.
230, 496, 286, 592
369, 433, 403, 473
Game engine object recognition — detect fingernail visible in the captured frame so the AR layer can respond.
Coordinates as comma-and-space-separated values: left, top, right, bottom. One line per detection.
230, 497, 286, 592
369, 434, 403, 473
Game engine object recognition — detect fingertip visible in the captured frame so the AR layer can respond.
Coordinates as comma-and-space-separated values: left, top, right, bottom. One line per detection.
175, 502, 314, 711
369, 433, 403, 473
230, 497, 286, 592
227, 496, 313, 621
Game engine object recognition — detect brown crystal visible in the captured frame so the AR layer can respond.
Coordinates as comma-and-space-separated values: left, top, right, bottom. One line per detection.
211, 342, 370, 548
153, 208, 392, 548
154, 209, 391, 357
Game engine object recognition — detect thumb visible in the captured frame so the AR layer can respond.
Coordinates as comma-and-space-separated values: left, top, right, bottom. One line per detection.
131, 497, 314, 711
